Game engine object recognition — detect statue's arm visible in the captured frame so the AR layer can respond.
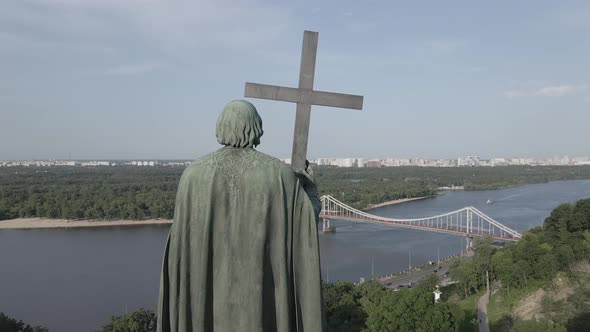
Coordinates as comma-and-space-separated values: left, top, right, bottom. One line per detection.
293, 160, 321, 221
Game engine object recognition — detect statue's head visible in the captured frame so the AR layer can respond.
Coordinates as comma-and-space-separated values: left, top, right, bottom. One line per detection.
216, 100, 264, 148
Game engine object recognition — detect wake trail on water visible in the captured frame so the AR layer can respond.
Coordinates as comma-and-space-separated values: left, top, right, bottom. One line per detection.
494, 193, 522, 202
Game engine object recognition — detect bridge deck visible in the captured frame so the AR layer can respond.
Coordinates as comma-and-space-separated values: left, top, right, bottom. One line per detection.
320, 213, 518, 241
319, 195, 522, 241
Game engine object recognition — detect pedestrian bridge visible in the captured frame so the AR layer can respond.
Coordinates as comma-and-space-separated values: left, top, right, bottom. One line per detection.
319, 195, 522, 241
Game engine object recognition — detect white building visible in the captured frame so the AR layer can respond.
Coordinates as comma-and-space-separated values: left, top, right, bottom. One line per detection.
316, 158, 329, 166
334, 158, 356, 167
458, 156, 480, 167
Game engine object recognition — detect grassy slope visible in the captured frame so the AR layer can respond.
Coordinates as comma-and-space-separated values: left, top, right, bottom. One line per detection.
487, 267, 590, 332
487, 280, 550, 332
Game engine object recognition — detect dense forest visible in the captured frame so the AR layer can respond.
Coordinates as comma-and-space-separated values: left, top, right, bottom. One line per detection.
1, 165, 590, 221
0, 313, 47, 332
0, 166, 180, 221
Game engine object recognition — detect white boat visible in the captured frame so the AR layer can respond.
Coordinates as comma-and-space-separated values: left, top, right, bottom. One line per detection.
486, 199, 493, 204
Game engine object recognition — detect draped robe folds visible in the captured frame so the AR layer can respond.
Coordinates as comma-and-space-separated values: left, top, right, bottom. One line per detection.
157, 147, 325, 332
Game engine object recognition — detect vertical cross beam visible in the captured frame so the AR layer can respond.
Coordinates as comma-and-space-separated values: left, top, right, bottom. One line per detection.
291, 31, 318, 170
244, 30, 363, 170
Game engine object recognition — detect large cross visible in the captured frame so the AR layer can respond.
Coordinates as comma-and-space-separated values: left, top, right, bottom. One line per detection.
244, 30, 363, 170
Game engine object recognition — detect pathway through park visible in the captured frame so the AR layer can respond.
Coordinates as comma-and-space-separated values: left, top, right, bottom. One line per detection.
478, 290, 490, 332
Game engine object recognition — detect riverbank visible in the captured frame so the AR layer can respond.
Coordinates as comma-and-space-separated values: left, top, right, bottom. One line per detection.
365, 196, 433, 210
0, 218, 172, 229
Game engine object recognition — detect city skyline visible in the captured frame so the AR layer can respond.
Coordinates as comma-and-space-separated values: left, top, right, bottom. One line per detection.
3, 154, 590, 168
2, 1, 590, 160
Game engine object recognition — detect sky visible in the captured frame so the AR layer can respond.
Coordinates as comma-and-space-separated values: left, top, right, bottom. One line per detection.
1, 0, 589, 160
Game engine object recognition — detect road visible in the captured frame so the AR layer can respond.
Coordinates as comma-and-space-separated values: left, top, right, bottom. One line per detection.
478, 290, 490, 332
378, 263, 452, 290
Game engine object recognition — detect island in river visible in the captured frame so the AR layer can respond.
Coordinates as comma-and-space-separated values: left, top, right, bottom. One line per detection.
0, 195, 426, 229
0, 218, 172, 229
0, 189, 442, 229
2, 165, 590, 221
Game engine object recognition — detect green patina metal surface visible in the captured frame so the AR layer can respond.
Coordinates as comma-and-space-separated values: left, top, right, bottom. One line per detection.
157, 100, 324, 331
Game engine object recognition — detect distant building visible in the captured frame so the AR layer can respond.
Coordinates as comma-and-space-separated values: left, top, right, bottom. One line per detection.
365, 160, 383, 168
337, 158, 356, 167
3, 155, 590, 168
316, 158, 329, 166
458, 155, 480, 167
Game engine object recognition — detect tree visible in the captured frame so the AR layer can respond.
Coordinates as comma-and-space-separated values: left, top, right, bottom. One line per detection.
512, 232, 548, 286
323, 281, 366, 332
492, 249, 515, 294
450, 259, 478, 297
363, 288, 459, 332
356, 280, 386, 306
0, 208, 9, 220
417, 273, 440, 290
543, 204, 573, 245
570, 198, 590, 232
555, 243, 576, 271
418, 303, 461, 332
99, 308, 156, 332
582, 231, 590, 256
511, 319, 566, 332
535, 244, 558, 280
473, 237, 495, 290
0, 313, 48, 332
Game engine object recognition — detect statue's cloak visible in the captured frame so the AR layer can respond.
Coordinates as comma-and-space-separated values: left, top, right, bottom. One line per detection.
157, 147, 325, 332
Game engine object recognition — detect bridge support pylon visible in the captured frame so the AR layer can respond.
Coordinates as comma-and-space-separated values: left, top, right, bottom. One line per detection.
465, 236, 474, 256
322, 218, 336, 233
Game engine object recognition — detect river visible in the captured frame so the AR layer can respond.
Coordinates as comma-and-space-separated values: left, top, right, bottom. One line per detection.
1, 180, 589, 331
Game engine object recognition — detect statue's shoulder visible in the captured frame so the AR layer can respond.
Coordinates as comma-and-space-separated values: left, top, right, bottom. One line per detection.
183, 148, 291, 173
186, 151, 218, 168
180, 149, 296, 191
177, 151, 218, 179
247, 149, 290, 170
185, 152, 216, 172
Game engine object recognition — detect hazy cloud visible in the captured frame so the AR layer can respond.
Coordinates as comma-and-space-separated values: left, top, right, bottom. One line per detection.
103, 62, 163, 76
535, 85, 587, 97
468, 66, 487, 73
427, 39, 463, 56
503, 90, 528, 98
8, 0, 292, 53
504, 83, 588, 98
556, 6, 590, 30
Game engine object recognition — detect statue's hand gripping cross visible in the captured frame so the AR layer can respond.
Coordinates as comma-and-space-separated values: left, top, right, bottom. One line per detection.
244, 30, 364, 171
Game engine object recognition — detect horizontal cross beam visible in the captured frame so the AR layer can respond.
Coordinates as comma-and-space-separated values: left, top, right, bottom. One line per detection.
245, 82, 363, 110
